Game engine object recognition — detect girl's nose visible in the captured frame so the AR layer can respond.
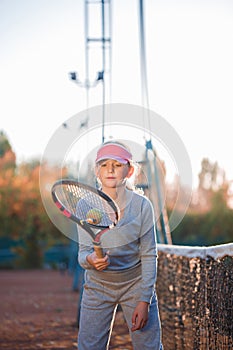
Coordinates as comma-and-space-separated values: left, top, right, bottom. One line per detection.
107, 163, 114, 172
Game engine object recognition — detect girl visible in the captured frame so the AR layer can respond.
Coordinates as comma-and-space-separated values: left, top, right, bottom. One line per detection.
77, 141, 163, 350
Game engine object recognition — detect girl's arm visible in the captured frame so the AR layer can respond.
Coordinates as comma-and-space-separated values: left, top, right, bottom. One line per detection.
139, 198, 157, 303
78, 226, 110, 271
77, 226, 94, 269
131, 197, 157, 331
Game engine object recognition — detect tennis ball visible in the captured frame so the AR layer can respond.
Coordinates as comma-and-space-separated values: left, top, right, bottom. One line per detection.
86, 208, 103, 224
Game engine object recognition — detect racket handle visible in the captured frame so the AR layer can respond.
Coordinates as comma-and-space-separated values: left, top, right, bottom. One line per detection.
93, 242, 104, 258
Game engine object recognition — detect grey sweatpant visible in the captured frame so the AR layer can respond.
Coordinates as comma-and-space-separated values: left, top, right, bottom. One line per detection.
77, 267, 162, 350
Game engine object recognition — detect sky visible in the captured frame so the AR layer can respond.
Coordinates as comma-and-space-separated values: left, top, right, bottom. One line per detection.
0, 0, 233, 188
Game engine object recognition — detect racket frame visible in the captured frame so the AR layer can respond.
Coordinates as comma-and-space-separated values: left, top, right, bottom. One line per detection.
51, 179, 120, 258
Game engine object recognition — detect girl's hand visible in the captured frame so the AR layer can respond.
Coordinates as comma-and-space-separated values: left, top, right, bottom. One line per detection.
131, 301, 149, 332
86, 251, 110, 271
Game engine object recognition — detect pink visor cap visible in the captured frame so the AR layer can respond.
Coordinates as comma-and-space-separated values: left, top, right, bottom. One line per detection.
95, 143, 132, 164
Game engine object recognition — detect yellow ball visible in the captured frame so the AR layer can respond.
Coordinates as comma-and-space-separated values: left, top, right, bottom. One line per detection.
86, 208, 103, 224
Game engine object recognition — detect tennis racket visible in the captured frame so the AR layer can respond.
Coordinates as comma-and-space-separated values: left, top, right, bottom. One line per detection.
51, 179, 120, 258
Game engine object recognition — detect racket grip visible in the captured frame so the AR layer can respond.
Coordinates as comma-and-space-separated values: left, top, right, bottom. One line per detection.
93, 242, 104, 258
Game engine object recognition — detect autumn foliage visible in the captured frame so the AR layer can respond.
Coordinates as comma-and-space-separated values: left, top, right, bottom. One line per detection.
0, 131, 232, 269
171, 158, 233, 245
0, 132, 67, 268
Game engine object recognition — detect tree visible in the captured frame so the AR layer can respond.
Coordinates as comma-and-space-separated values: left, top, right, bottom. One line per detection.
198, 158, 226, 211
0, 131, 16, 172
11, 162, 68, 268
199, 158, 226, 190
172, 158, 233, 245
0, 131, 12, 157
0, 146, 69, 268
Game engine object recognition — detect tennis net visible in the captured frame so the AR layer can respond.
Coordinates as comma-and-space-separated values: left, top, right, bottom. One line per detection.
157, 243, 233, 350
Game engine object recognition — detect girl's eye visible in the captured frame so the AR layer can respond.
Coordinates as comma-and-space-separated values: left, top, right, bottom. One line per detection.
99, 162, 124, 168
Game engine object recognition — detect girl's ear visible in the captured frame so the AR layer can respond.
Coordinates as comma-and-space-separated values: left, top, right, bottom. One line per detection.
126, 165, 134, 178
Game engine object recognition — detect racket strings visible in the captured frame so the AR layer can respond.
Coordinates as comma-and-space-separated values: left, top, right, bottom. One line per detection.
58, 184, 117, 226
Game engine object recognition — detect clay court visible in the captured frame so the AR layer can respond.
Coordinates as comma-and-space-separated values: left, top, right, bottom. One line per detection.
0, 270, 133, 350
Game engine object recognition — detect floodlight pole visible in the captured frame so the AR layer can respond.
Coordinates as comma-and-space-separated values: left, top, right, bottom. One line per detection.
69, 0, 112, 143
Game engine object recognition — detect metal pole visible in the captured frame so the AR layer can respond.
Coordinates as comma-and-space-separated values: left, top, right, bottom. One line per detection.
101, 0, 106, 144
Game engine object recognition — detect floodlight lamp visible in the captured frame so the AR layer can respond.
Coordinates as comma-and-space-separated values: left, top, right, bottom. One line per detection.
97, 71, 104, 81
69, 72, 77, 81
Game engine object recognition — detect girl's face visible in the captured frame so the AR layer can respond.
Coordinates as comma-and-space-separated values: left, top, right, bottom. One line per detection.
96, 159, 133, 189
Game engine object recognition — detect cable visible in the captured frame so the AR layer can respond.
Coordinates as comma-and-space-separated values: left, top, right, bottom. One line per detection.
138, 0, 152, 138
138, 0, 171, 244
